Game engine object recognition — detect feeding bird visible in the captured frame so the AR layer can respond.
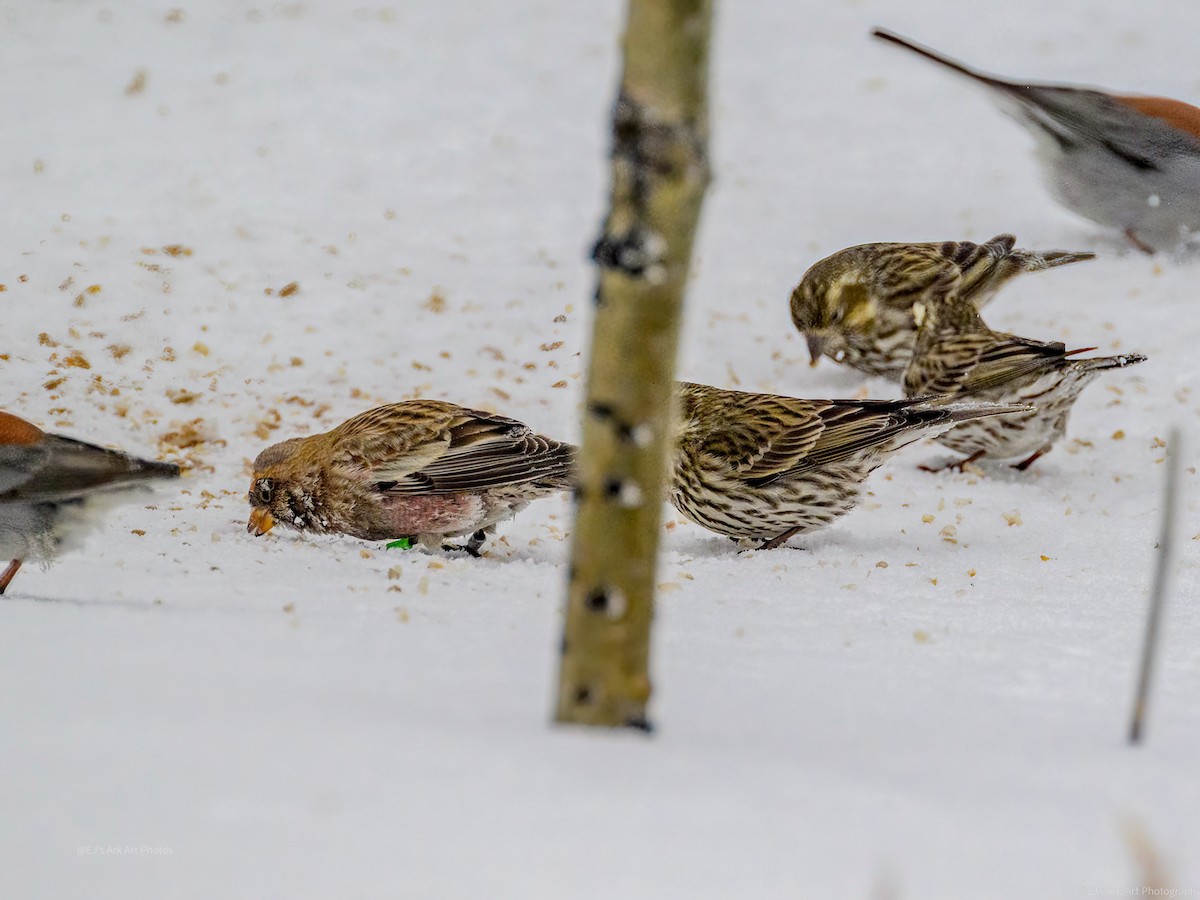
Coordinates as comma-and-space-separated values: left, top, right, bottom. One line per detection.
903, 293, 1147, 470
247, 400, 576, 556
670, 381, 1030, 549
791, 234, 1094, 380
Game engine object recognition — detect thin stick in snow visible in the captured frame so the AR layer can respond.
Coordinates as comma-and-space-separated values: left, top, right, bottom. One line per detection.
1128, 427, 1184, 745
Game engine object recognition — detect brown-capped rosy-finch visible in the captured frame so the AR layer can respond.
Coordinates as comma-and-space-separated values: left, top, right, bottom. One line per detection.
670, 382, 1030, 549
247, 401, 576, 555
902, 296, 1147, 471
873, 28, 1200, 253
0, 411, 180, 595
791, 234, 1093, 380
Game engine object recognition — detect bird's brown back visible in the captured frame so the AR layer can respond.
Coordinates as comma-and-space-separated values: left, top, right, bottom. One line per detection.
0, 413, 45, 447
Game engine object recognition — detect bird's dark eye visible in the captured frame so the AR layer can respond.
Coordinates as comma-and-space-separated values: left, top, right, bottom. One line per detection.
831, 307, 844, 324
255, 478, 274, 503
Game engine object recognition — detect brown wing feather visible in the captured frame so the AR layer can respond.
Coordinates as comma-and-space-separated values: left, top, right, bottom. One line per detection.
960, 335, 1069, 392
330, 401, 574, 495
793, 403, 913, 471
403, 421, 575, 493
904, 332, 994, 396
688, 390, 826, 481
761, 399, 953, 478
872, 245, 964, 311
330, 401, 487, 482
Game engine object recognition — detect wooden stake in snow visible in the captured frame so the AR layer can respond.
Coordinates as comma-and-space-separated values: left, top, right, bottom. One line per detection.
1128, 427, 1184, 745
554, 0, 712, 730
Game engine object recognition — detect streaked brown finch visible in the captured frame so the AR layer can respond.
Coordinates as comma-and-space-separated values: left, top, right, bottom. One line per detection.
247, 401, 576, 555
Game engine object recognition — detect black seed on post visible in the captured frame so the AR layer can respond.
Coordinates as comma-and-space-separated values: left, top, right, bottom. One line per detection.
584, 588, 609, 614
589, 400, 617, 422
587, 401, 644, 444
574, 684, 592, 706
589, 237, 606, 265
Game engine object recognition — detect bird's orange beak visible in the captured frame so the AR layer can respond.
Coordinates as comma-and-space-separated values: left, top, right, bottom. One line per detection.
805, 334, 826, 367
248, 508, 275, 536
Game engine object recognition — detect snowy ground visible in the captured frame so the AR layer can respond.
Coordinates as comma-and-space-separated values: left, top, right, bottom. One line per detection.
2, 1, 1198, 897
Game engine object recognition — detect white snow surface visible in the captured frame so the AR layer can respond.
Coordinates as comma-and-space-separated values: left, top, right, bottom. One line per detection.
2, 2, 1198, 898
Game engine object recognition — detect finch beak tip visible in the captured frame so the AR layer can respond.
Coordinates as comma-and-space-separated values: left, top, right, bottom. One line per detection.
805, 335, 826, 366
248, 509, 275, 536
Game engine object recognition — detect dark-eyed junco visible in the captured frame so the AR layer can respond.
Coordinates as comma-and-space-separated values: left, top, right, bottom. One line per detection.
0, 411, 180, 595
874, 28, 1200, 252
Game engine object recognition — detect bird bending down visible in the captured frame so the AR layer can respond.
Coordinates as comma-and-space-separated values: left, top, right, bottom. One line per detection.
247, 400, 577, 556
790, 234, 1094, 380
670, 381, 1030, 549
873, 28, 1200, 253
0, 411, 180, 596
902, 294, 1147, 470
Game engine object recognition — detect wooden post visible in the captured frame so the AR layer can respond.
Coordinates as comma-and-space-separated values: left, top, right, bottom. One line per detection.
554, 0, 713, 730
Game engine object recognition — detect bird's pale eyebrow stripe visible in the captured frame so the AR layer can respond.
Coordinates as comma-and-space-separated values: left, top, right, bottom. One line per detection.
0, 412, 45, 446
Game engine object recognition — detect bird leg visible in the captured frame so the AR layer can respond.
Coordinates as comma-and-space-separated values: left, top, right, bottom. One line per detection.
441, 529, 489, 557
1012, 448, 1049, 472
759, 526, 804, 551
919, 450, 986, 474
1124, 228, 1155, 255
0, 560, 22, 595
463, 529, 488, 557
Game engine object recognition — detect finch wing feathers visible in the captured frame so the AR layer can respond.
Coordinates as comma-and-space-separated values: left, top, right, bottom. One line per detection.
331, 414, 452, 484
697, 398, 922, 484
734, 401, 943, 485
794, 404, 914, 471
909, 329, 1067, 396
402, 424, 574, 493
958, 334, 1068, 393
334, 407, 573, 494
950, 234, 1023, 303
875, 246, 963, 309
695, 398, 825, 482
904, 332, 994, 397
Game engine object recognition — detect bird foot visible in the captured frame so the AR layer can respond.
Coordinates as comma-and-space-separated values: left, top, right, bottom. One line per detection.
758, 527, 804, 551
441, 529, 488, 558
919, 450, 986, 474
1124, 228, 1155, 256
1011, 449, 1047, 472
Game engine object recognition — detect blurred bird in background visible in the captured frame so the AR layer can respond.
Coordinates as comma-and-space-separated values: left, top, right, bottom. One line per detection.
873, 28, 1200, 253
0, 411, 180, 596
